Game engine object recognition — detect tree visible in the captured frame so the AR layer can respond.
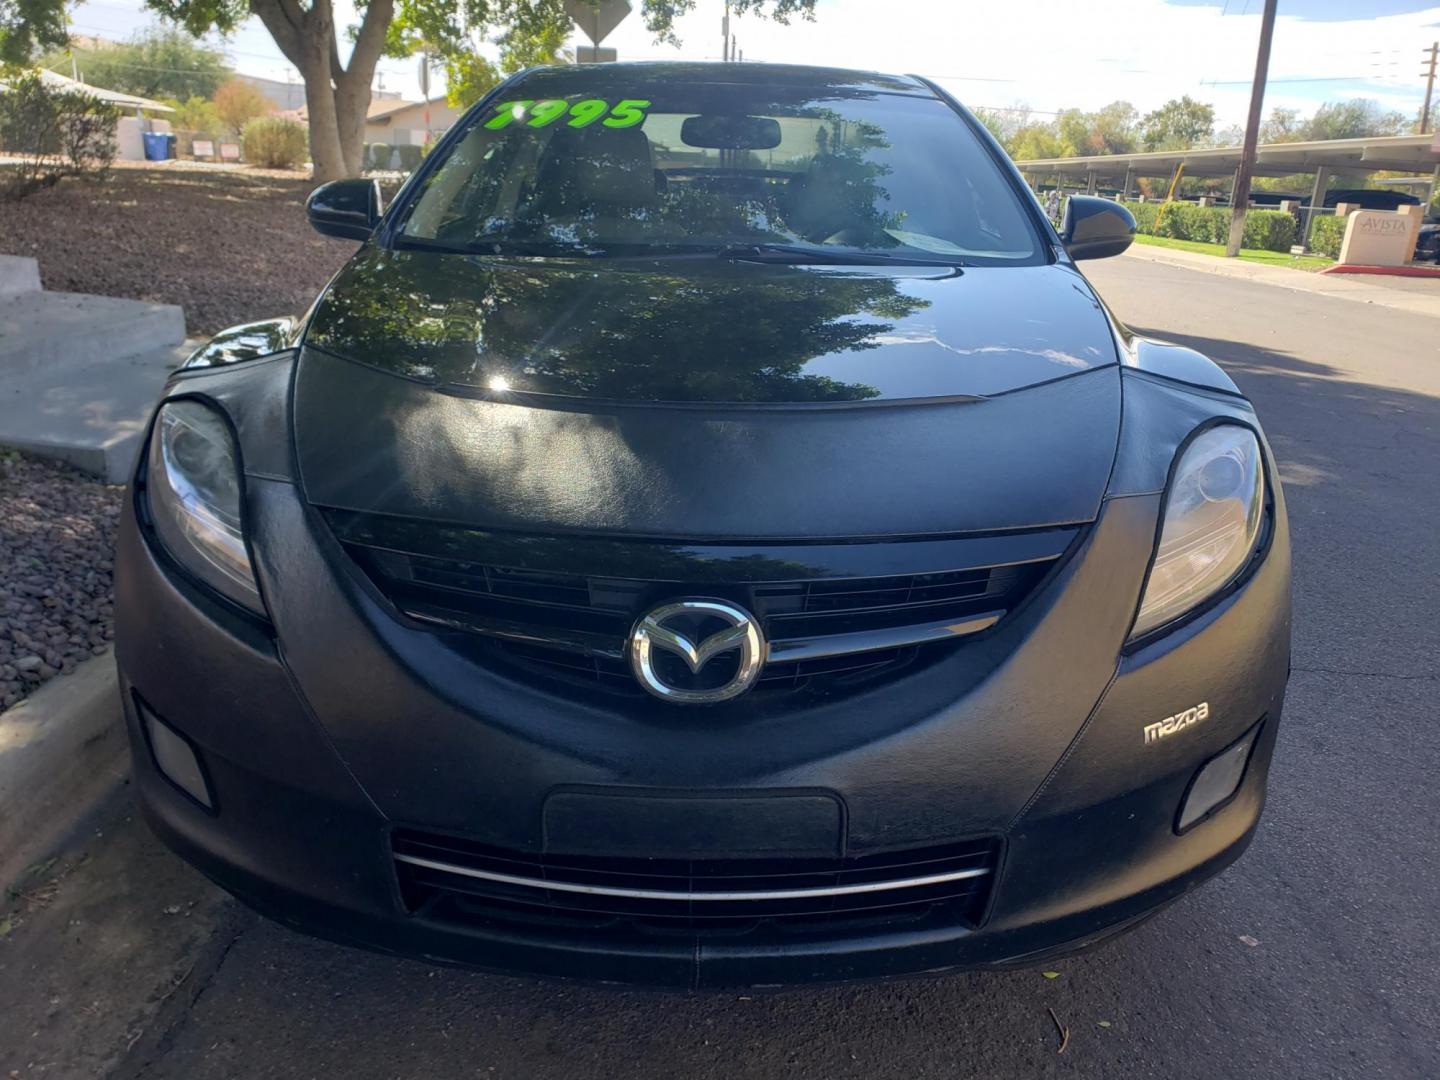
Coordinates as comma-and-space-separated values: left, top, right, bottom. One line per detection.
1055, 101, 1137, 156
1212, 122, 1244, 148
1139, 95, 1214, 151
443, 52, 501, 110
437, 20, 569, 109
1007, 122, 1063, 161
0, 67, 116, 199
5, 0, 817, 181
165, 93, 223, 135
973, 103, 1032, 151
1301, 98, 1406, 141
1259, 106, 1301, 143
39, 26, 231, 100
47, 0, 808, 183
0, 0, 67, 65
213, 76, 272, 135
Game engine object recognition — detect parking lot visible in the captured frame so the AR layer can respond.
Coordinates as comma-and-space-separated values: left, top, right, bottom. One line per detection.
1, 252, 1436, 1080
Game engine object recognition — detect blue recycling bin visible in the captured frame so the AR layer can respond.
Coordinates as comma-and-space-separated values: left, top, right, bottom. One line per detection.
142, 132, 176, 160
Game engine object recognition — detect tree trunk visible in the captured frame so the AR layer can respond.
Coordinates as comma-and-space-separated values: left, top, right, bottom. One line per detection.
334, 75, 371, 179
300, 54, 347, 183
251, 0, 393, 183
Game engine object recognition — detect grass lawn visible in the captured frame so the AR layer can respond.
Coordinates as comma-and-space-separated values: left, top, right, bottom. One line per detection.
1133, 233, 1334, 272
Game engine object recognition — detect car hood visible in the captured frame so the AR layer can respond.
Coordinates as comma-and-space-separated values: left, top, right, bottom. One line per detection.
294, 250, 1123, 538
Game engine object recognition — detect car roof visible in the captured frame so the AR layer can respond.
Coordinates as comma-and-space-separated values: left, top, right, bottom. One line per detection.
509, 61, 937, 99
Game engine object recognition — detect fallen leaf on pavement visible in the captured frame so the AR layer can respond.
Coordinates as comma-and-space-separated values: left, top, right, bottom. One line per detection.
1239, 935, 1260, 947
1042, 971, 1061, 979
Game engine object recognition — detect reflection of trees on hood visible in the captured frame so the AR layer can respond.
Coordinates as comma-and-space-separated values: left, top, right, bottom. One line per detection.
308, 249, 932, 403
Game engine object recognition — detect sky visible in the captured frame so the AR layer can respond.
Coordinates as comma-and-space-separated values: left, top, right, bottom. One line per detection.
56, 0, 1440, 129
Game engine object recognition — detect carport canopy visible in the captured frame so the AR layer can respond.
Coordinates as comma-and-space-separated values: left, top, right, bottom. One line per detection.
1017, 133, 1438, 187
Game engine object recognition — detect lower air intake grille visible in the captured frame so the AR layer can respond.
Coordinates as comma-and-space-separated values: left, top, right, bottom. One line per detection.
392, 829, 1000, 932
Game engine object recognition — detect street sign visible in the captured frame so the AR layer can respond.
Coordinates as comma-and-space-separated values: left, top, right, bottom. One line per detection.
576, 46, 619, 63
564, 0, 631, 45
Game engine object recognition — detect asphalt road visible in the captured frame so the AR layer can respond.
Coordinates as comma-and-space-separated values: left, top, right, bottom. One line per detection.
11, 253, 1440, 1080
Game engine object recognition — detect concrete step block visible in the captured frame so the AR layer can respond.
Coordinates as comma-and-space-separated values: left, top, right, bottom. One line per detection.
0, 342, 193, 482
0, 255, 41, 297
0, 291, 186, 376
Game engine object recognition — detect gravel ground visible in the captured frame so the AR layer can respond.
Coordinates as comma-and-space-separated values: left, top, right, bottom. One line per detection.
0, 453, 119, 709
0, 165, 359, 336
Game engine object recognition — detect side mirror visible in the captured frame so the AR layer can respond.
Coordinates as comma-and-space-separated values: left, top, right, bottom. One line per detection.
1060, 196, 1136, 261
306, 178, 384, 241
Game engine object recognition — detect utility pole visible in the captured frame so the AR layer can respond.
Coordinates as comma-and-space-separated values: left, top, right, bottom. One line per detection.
722, 0, 731, 61
1421, 41, 1439, 135
1225, 0, 1278, 258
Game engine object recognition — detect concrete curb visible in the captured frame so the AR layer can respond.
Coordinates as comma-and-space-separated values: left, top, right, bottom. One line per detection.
0, 650, 127, 890
1121, 243, 1440, 320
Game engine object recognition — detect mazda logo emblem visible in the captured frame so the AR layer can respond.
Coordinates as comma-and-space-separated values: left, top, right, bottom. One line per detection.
628, 599, 765, 703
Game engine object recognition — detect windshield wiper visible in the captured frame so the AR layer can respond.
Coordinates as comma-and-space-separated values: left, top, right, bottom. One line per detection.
716, 243, 964, 267
393, 234, 605, 258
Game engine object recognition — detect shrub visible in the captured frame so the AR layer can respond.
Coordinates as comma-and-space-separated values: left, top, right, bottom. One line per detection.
1309, 214, 1347, 259
241, 116, 307, 169
395, 144, 423, 173
1242, 209, 1296, 253
0, 70, 117, 201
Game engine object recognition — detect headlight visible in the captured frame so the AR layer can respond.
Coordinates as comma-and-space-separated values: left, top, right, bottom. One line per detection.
1130, 424, 1265, 640
146, 400, 265, 615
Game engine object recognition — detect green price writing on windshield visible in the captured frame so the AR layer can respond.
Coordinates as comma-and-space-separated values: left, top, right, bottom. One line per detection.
484, 98, 652, 131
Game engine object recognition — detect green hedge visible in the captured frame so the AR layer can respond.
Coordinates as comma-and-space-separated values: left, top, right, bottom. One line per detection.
1117, 200, 1295, 252
1309, 214, 1347, 259
1244, 210, 1297, 253
1123, 200, 1160, 235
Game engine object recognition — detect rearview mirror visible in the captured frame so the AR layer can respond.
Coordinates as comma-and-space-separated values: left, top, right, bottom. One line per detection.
681, 114, 782, 150
306, 178, 384, 241
1060, 196, 1135, 261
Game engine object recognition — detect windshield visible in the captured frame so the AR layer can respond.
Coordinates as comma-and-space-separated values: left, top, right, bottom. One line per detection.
395, 69, 1043, 266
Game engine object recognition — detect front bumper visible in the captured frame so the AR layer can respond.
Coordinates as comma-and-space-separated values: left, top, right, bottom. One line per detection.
116, 473, 1290, 988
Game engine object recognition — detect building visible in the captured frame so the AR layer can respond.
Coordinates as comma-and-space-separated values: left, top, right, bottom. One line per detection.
237, 73, 401, 114
363, 96, 461, 146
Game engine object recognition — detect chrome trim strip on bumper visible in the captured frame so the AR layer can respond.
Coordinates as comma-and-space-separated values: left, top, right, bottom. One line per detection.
394, 853, 993, 902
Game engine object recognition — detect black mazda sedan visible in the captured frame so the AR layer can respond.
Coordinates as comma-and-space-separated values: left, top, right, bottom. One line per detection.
116, 62, 1290, 987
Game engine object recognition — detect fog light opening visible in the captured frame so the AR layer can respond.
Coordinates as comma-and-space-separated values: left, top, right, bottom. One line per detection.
138, 699, 215, 811
1176, 721, 1262, 834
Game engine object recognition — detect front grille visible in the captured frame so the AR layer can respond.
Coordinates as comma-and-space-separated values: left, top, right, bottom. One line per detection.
323, 510, 1069, 699
392, 828, 1000, 933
